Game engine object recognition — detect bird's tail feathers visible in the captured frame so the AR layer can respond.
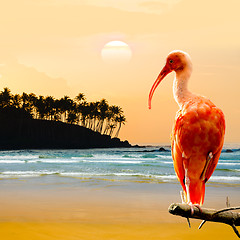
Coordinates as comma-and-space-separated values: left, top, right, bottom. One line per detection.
185, 180, 205, 205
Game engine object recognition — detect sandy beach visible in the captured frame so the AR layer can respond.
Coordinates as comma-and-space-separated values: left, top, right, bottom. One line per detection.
0, 176, 239, 240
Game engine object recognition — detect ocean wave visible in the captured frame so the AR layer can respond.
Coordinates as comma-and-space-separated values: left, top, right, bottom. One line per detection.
161, 161, 173, 165
0, 148, 239, 186
122, 154, 137, 158
81, 160, 143, 164
60, 172, 177, 181
209, 176, 240, 183
0, 170, 177, 181
159, 155, 172, 159
0, 170, 61, 178
0, 157, 172, 165
215, 168, 240, 172
218, 162, 240, 166
0, 160, 26, 164
0, 169, 239, 185
0, 159, 82, 164
141, 154, 158, 158
71, 154, 94, 159
0, 155, 39, 160
30, 159, 80, 163
39, 155, 57, 159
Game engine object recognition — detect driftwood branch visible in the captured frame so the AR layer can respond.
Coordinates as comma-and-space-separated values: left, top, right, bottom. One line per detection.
169, 203, 240, 238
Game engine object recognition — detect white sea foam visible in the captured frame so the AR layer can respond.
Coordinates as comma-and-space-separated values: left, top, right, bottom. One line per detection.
60, 172, 99, 177
59, 172, 178, 182
162, 161, 173, 165
218, 162, 240, 166
29, 159, 80, 163
159, 155, 172, 159
81, 160, 143, 164
0, 170, 60, 178
0, 155, 38, 160
209, 176, 240, 182
0, 160, 26, 164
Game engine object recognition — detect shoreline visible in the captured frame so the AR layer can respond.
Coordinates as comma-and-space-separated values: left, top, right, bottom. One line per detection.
0, 176, 239, 223
0, 177, 239, 239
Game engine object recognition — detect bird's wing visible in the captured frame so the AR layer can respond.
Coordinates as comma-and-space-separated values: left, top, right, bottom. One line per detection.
171, 111, 186, 192
172, 105, 225, 183
203, 107, 225, 182
203, 147, 222, 182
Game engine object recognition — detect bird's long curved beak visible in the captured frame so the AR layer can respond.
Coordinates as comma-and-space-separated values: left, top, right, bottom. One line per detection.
148, 64, 172, 109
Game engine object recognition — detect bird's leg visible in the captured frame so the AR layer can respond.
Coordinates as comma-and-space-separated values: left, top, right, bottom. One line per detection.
186, 217, 191, 228
200, 152, 213, 181
179, 190, 191, 227
180, 190, 186, 204
226, 196, 230, 207
180, 186, 191, 227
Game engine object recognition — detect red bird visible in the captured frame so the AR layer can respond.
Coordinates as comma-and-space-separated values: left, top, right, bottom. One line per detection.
148, 50, 225, 207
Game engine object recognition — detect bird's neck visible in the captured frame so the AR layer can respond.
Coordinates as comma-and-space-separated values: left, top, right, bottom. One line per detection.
173, 66, 194, 109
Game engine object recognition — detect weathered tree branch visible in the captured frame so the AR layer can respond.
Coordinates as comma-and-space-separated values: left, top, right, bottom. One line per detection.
168, 203, 240, 238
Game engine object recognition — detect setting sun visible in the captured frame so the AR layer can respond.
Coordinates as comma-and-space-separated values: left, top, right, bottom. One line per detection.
101, 41, 132, 64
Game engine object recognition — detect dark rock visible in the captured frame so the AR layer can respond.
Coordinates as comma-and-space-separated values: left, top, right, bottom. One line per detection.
159, 147, 167, 152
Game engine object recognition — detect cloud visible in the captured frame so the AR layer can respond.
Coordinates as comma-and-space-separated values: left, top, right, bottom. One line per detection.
0, 57, 71, 98
34, 0, 180, 14
85, 0, 181, 13
138, 1, 169, 12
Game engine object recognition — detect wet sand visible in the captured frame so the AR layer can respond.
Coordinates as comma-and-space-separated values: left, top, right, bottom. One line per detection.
0, 177, 239, 239
0, 222, 235, 240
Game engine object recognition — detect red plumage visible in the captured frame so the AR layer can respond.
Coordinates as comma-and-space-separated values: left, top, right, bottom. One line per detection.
149, 50, 225, 205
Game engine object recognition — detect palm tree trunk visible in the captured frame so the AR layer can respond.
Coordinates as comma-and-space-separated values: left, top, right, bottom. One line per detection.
114, 123, 121, 138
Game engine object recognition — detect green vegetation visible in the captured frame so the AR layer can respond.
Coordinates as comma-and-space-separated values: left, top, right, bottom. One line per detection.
0, 87, 126, 138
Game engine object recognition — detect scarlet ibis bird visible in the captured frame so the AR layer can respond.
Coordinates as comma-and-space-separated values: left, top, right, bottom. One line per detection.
148, 50, 225, 208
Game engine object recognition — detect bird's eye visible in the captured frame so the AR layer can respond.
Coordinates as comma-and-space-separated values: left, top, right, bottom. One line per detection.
169, 59, 174, 64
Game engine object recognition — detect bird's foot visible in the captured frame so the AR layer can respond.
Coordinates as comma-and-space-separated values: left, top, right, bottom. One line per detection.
179, 191, 192, 227
188, 202, 202, 215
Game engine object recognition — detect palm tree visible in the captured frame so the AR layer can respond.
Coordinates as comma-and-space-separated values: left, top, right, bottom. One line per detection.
108, 123, 117, 137
85, 101, 100, 130
91, 101, 100, 131
45, 96, 55, 120
52, 99, 62, 121
67, 111, 78, 124
66, 101, 78, 124
74, 93, 86, 125
59, 96, 72, 122
28, 93, 37, 118
0, 87, 12, 108
114, 114, 126, 138
12, 94, 21, 109
75, 93, 85, 103
35, 96, 46, 119
0, 87, 127, 138
20, 92, 37, 117
96, 99, 109, 134
103, 105, 122, 135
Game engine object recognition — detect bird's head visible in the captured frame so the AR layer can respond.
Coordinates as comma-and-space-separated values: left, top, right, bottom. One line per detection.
148, 50, 192, 109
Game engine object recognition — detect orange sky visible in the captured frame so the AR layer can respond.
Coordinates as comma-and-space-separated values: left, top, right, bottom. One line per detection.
0, 0, 240, 145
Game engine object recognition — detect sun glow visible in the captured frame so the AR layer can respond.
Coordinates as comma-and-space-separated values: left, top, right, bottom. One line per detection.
101, 41, 132, 64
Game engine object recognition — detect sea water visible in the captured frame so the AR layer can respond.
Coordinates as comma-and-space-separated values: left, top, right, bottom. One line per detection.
0, 145, 240, 186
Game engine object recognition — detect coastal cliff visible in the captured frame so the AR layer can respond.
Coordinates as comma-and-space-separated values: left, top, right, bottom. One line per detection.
0, 118, 131, 150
